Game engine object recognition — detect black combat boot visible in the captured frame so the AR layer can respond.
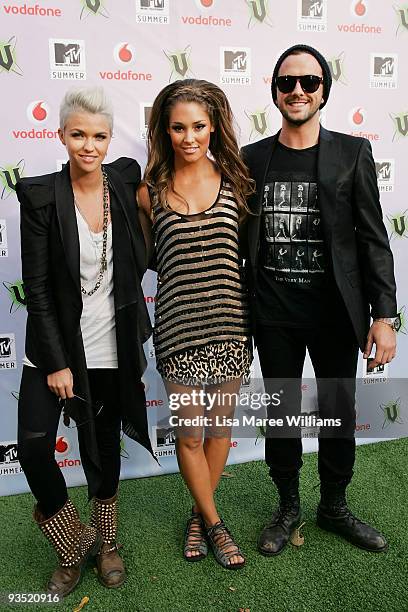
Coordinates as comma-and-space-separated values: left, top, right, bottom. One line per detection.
317, 480, 388, 552
258, 473, 302, 556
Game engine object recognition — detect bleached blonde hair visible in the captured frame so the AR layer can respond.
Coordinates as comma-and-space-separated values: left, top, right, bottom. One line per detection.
59, 86, 113, 132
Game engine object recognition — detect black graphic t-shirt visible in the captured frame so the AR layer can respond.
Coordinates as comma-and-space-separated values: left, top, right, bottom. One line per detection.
256, 141, 346, 327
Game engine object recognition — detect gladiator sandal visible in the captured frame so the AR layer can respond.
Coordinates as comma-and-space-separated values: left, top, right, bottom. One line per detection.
90, 494, 125, 588
206, 519, 245, 570
34, 498, 102, 598
183, 507, 208, 562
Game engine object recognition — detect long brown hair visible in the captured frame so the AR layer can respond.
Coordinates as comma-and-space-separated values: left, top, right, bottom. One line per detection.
144, 79, 254, 220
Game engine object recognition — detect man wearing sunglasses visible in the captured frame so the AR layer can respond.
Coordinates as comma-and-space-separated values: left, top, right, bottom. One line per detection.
242, 44, 398, 557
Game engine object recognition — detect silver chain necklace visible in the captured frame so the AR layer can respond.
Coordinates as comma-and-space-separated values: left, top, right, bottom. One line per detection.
80, 169, 109, 297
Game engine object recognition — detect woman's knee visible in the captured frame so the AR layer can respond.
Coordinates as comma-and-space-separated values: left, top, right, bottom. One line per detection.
176, 436, 203, 453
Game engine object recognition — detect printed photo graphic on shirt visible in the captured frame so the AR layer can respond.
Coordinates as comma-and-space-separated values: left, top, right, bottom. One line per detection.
262, 183, 273, 211
261, 177, 326, 282
307, 182, 318, 211
273, 182, 291, 210
291, 245, 308, 273
307, 214, 323, 241
308, 245, 326, 272
274, 245, 290, 272
273, 214, 290, 241
290, 182, 308, 212
264, 214, 275, 240
264, 245, 275, 269
290, 214, 307, 241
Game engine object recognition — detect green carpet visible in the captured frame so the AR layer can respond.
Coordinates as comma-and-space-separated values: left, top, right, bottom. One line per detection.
0, 438, 407, 612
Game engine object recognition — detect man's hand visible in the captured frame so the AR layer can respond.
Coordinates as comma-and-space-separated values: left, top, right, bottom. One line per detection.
363, 322, 397, 370
47, 368, 74, 399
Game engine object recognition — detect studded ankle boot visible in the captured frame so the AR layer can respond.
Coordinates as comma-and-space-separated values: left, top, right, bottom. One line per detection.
258, 473, 302, 556
34, 498, 102, 598
90, 493, 125, 588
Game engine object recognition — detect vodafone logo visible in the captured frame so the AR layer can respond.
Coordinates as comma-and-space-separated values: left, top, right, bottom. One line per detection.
146, 399, 164, 408
55, 435, 81, 467
349, 107, 366, 127
351, 0, 367, 17
113, 42, 136, 66
186, 0, 231, 26
26, 100, 49, 124
100, 43, 151, 81
339, 1, 380, 33
55, 435, 70, 456
349, 107, 380, 141
196, 0, 215, 8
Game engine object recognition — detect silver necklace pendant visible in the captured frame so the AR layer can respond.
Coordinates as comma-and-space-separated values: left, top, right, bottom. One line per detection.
81, 169, 110, 297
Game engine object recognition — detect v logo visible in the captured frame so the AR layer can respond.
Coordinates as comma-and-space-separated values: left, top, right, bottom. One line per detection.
85, 0, 101, 13
248, 0, 267, 22
0, 44, 13, 72
329, 58, 342, 82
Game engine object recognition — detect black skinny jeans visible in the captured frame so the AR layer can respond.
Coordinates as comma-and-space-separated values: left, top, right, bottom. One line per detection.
256, 322, 359, 484
18, 367, 121, 518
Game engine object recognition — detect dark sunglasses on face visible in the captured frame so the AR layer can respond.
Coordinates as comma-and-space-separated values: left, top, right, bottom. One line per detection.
275, 75, 323, 94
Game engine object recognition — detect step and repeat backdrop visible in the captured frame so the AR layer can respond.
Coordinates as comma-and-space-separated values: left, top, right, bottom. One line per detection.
1, 0, 407, 496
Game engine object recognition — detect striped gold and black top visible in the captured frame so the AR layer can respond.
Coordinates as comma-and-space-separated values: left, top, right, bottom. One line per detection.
152, 179, 250, 361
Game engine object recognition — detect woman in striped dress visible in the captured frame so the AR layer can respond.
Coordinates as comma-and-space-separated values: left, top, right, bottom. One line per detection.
138, 79, 254, 569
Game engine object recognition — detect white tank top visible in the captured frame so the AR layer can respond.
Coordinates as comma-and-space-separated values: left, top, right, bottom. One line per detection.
23, 206, 118, 369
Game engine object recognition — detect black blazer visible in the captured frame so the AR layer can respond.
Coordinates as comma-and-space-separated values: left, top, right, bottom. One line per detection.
17, 157, 155, 497
241, 127, 397, 350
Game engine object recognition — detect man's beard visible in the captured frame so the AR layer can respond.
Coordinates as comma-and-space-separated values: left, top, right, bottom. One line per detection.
280, 105, 320, 126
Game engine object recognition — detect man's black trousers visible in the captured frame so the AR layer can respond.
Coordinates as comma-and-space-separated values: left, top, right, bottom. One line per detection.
256, 321, 359, 483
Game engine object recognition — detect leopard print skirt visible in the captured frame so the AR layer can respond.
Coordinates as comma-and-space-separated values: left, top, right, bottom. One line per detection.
156, 340, 252, 386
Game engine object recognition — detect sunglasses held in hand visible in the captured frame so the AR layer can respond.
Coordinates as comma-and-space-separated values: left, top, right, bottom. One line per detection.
59, 394, 104, 429
275, 75, 323, 94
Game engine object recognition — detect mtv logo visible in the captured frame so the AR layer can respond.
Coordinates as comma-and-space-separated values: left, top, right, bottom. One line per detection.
374, 57, 394, 77
302, 0, 323, 18
375, 162, 391, 181
156, 427, 175, 447
140, 0, 164, 7
224, 50, 247, 71
375, 159, 395, 192
367, 360, 385, 375
0, 220, 7, 247
54, 43, 81, 66
241, 374, 251, 387
0, 443, 18, 464
0, 336, 13, 358
363, 358, 389, 379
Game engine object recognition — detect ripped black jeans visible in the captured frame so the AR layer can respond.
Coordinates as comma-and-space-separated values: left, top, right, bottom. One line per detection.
18, 366, 121, 518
